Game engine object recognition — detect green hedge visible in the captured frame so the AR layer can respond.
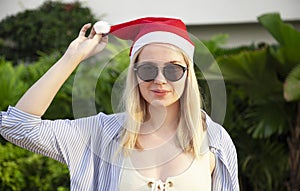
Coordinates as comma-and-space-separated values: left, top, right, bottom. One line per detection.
0, 1, 97, 64
0, 142, 70, 191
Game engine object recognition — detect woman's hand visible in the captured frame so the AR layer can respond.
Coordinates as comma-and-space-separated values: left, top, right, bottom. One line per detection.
65, 23, 108, 62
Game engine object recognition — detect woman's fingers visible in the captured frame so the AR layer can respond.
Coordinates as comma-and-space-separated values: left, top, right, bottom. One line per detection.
68, 23, 108, 61
88, 24, 105, 43
88, 26, 96, 39
101, 35, 109, 44
78, 23, 108, 43
93, 33, 104, 43
85, 35, 108, 58
79, 23, 92, 37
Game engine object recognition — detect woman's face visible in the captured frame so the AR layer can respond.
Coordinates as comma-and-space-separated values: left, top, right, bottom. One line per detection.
135, 44, 187, 108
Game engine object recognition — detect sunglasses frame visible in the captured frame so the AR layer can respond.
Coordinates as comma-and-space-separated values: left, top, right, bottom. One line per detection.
133, 62, 188, 82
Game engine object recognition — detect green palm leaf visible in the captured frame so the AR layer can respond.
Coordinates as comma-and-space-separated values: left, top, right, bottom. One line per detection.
284, 64, 300, 101
213, 48, 282, 99
258, 13, 300, 76
258, 13, 300, 46
246, 99, 290, 138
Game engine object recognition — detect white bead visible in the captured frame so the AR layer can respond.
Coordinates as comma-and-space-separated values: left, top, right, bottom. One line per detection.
94, 21, 111, 34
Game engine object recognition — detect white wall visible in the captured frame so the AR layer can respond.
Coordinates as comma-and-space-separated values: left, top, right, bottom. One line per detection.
189, 22, 300, 47
1, 0, 299, 24
94, 0, 300, 25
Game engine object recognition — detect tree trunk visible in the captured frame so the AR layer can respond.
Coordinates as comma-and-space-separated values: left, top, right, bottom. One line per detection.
287, 102, 300, 191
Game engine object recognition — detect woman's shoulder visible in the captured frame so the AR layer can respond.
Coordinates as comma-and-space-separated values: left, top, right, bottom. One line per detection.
96, 111, 126, 123
94, 111, 126, 132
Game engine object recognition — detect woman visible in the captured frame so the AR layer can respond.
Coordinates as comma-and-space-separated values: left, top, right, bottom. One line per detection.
0, 17, 239, 190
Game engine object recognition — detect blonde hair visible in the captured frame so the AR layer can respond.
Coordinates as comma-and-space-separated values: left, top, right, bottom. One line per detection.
119, 44, 205, 158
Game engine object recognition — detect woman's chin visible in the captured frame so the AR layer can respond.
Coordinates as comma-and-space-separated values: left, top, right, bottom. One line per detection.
149, 100, 166, 107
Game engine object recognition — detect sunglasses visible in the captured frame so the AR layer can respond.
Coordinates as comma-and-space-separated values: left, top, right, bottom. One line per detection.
134, 61, 187, 82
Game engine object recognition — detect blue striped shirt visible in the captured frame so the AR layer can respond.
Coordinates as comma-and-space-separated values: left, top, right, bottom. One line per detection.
0, 106, 239, 191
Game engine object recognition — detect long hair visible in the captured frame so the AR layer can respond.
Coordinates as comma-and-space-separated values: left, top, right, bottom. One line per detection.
119, 44, 205, 158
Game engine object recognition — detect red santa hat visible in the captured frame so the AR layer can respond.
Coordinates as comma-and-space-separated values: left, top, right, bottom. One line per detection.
94, 17, 195, 61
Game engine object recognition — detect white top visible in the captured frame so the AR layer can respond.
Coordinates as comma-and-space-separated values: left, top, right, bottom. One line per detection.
119, 132, 211, 191
119, 151, 211, 191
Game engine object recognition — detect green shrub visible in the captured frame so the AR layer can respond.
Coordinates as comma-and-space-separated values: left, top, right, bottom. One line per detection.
0, 142, 69, 191
0, 1, 98, 64
0, 58, 28, 110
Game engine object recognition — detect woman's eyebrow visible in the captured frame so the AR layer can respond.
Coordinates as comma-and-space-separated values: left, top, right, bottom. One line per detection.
168, 60, 180, 63
137, 60, 183, 64
168, 60, 185, 65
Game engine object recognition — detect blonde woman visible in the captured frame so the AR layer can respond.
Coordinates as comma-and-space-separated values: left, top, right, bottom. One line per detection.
0, 17, 239, 190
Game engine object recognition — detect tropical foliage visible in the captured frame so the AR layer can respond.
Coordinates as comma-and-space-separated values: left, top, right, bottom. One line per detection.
203, 13, 300, 191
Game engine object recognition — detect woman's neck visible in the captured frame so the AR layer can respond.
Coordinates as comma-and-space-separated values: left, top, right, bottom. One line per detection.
141, 101, 180, 136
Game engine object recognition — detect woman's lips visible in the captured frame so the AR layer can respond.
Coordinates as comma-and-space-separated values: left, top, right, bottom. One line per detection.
151, 89, 170, 96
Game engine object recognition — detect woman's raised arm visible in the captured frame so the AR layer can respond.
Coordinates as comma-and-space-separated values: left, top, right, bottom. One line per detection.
15, 23, 108, 116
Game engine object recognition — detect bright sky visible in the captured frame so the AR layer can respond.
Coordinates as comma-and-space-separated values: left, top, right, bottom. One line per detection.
1, 0, 300, 25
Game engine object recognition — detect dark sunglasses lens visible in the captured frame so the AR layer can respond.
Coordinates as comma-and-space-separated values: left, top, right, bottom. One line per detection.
137, 64, 158, 82
164, 64, 185, 81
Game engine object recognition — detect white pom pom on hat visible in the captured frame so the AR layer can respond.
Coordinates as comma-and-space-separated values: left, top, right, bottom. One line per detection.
94, 21, 111, 34
94, 17, 194, 61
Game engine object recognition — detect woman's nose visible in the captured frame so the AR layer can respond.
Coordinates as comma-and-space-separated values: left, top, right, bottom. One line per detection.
153, 69, 167, 84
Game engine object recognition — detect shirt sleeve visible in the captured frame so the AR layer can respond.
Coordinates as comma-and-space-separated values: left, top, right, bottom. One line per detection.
211, 132, 239, 191
206, 116, 240, 191
0, 106, 108, 165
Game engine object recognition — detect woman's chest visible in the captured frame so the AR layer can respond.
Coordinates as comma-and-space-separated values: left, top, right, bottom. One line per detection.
119, 151, 211, 191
